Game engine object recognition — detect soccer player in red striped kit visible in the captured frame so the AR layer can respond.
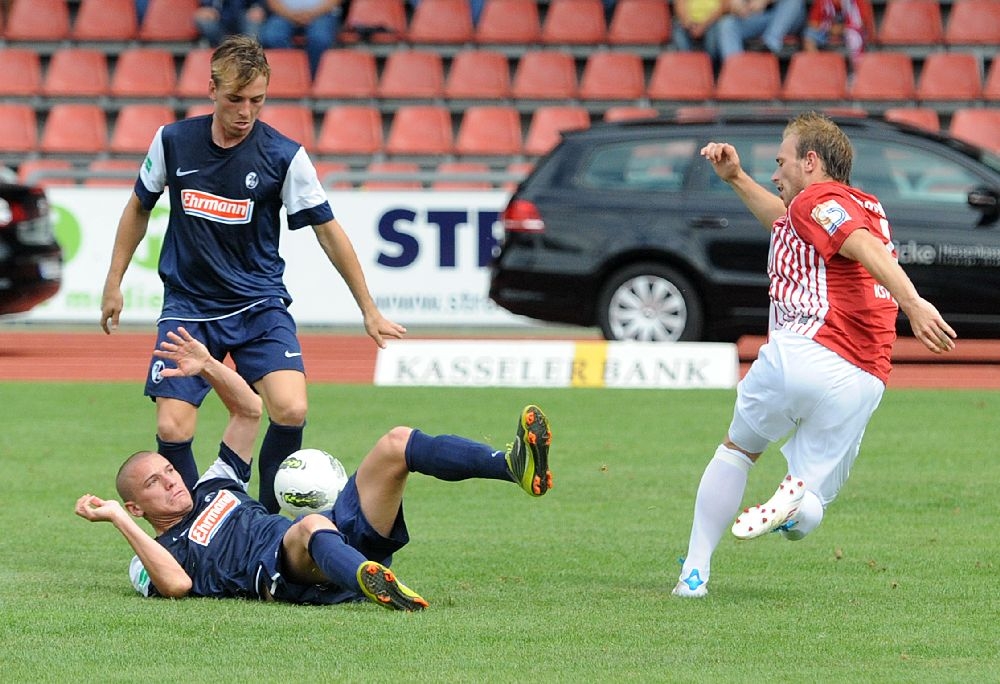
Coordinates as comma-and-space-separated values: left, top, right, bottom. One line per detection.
673, 112, 956, 598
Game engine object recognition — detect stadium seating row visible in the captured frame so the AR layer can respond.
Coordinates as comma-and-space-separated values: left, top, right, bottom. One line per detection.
4, 46, 998, 108
5, 100, 998, 165
2, 0, 997, 50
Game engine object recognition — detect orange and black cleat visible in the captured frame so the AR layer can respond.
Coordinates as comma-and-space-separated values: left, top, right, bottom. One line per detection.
357, 561, 428, 611
505, 404, 553, 496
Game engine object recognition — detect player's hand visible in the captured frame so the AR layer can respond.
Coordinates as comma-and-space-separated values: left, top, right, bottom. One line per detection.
700, 142, 743, 182
905, 298, 957, 354
100, 286, 124, 334
153, 326, 212, 376
75, 494, 126, 523
364, 312, 407, 349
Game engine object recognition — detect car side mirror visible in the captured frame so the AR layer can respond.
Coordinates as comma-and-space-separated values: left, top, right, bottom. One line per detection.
968, 186, 999, 226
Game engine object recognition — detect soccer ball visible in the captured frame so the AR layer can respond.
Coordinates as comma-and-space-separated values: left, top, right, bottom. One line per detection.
274, 448, 349, 517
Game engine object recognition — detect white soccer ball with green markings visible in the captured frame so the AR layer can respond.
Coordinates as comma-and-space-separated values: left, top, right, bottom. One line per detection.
274, 448, 348, 517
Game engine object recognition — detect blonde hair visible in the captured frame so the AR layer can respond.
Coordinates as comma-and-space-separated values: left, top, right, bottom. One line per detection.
783, 112, 853, 184
211, 35, 271, 92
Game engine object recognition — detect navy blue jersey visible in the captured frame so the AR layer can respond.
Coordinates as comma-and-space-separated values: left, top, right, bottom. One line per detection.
135, 115, 334, 318
132, 444, 294, 599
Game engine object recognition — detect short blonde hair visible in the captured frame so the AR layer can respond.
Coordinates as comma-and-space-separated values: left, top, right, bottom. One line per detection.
211, 35, 271, 92
784, 112, 853, 184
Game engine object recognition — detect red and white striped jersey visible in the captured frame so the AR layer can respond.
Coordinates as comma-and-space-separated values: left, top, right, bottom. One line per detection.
767, 181, 898, 383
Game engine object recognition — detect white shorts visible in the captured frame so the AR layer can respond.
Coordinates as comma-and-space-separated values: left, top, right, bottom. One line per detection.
728, 330, 885, 506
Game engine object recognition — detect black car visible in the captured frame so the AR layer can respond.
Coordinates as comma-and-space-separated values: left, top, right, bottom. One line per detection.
489, 112, 1000, 342
0, 171, 62, 316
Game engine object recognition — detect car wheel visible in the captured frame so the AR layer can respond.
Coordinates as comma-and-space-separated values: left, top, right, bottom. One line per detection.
597, 264, 704, 341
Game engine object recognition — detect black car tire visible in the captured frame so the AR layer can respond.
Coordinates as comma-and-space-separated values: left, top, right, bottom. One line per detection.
596, 263, 704, 342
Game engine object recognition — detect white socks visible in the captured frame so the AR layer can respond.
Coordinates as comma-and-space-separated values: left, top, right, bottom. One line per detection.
679, 444, 753, 582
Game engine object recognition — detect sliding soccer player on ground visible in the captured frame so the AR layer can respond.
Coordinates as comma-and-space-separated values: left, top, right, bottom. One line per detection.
673, 112, 956, 598
76, 327, 553, 610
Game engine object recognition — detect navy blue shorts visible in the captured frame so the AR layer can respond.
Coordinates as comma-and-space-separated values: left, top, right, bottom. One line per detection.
268, 473, 411, 605
145, 298, 305, 406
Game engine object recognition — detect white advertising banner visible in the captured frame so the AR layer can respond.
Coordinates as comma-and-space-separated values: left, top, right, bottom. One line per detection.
375, 340, 740, 389
27, 188, 534, 327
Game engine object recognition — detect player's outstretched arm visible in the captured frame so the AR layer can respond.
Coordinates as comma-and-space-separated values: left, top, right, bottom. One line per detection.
74, 494, 193, 597
312, 219, 408, 349
153, 327, 262, 462
839, 229, 957, 354
701, 142, 786, 230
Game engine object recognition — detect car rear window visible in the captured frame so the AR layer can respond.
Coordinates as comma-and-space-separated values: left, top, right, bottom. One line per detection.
578, 139, 698, 191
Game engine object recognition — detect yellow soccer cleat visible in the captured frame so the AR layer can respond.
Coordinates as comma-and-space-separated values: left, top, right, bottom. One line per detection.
357, 561, 428, 611
505, 404, 553, 497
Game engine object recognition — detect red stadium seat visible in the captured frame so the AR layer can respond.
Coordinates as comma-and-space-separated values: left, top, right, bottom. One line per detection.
42, 48, 110, 98
4, 0, 71, 41
848, 52, 915, 101
884, 107, 940, 132
781, 51, 848, 101
445, 49, 512, 101
945, 0, 1000, 45
475, 0, 542, 44
455, 105, 523, 156
377, 50, 445, 100
363, 160, 422, 190
86, 158, 142, 187
408, 0, 475, 43
0, 48, 43, 97
40, 104, 108, 154
524, 106, 590, 156
385, 105, 455, 156
111, 48, 178, 99
264, 49, 312, 99
916, 52, 983, 102
311, 49, 378, 100
511, 49, 578, 100
0, 103, 38, 153
17, 158, 76, 187
110, 104, 175, 154
176, 48, 213, 100
647, 51, 714, 101
341, 0, 407, 44
71, 0, 137, 42
949, 108, 1000, 154
313, 161, 352, 189
608, 0, 671, 46
433, 161, 493, 189
261, 104, 316, 151
316, 105, 385, 155
877, 0, 943, 46
715, 52, 780, 101
542, 0, 607, 45
603, 106, 659, 122
139, 0, 199, 42
579, 52, 646, 101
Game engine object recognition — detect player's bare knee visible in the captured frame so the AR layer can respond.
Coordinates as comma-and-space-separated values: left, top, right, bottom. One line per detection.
266, 401, 307, 426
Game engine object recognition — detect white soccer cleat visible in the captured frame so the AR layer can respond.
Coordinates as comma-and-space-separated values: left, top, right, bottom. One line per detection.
672, 568, 708, 598
732, 475, 806, 540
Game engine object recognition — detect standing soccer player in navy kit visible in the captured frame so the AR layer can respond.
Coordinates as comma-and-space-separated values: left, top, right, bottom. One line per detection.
672, 112, 956, 598
99, 36, 406, 513
75, 327, 554, 610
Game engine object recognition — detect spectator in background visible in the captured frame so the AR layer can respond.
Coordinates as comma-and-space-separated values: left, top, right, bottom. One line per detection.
195, 0, 266, 46
259, 0, 343, 78
672, 0, 731, 65
802, 0, 875, 71
716, 0, 806, 61
408, 0, 487, 26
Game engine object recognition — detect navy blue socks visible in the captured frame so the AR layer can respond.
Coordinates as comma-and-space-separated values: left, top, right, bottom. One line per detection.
404, 429, 512, 482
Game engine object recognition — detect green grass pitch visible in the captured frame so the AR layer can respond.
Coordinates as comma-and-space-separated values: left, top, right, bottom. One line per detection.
1, 382, 998, 681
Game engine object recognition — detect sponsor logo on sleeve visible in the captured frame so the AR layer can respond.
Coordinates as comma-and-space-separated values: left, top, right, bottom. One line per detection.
811, 199, 849, 235
180, 189, 254, 225
188, 490, 240, 546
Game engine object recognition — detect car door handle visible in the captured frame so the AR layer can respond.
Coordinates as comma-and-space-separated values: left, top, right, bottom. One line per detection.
690, 217, 730, 229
